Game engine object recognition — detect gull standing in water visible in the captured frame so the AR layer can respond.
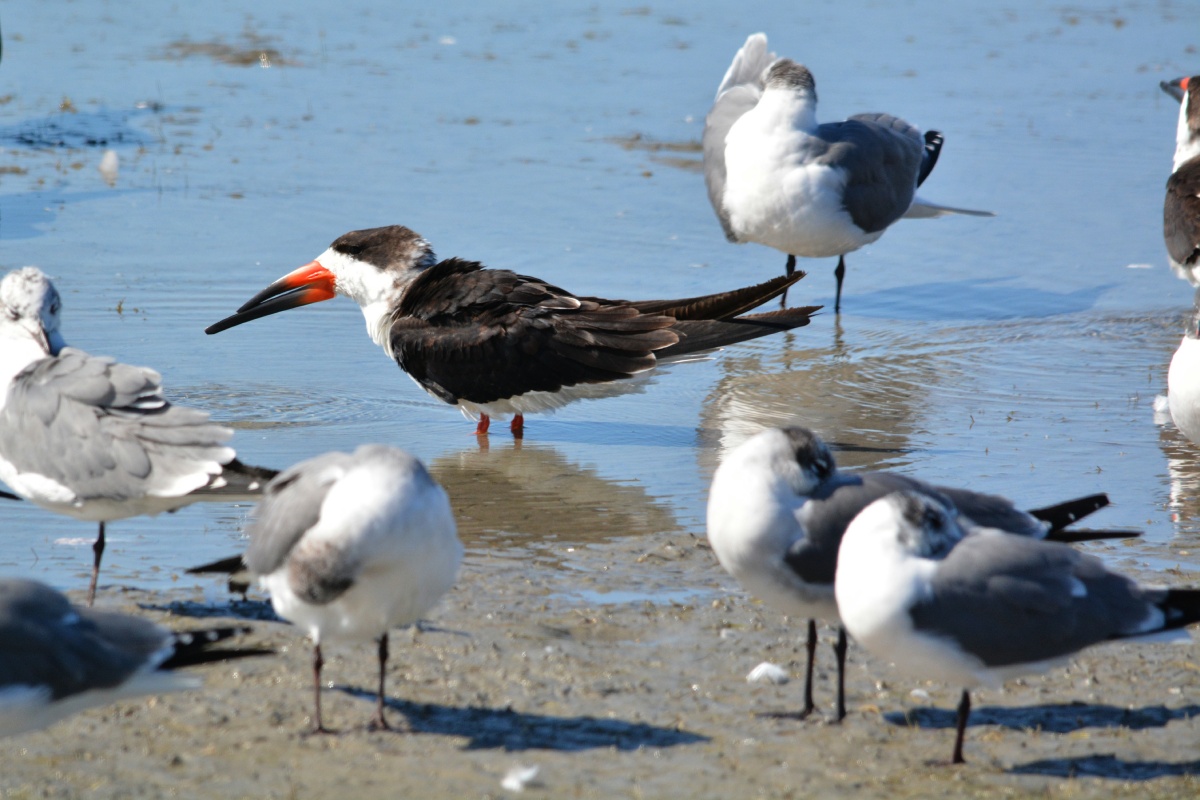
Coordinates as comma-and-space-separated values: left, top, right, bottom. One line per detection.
206, 224, 821, 437
244, 444, 462, 733
706, 427, 1135, 721
0, 267, 276, 605
1168, 306, 1200, 446
0, 577, 268, 737
703, 33, 992, 311
836, 491, 1200, 763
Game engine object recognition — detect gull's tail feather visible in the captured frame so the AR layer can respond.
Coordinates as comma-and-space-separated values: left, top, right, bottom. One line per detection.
160, 626, 272, 669
903, 197, 995, 219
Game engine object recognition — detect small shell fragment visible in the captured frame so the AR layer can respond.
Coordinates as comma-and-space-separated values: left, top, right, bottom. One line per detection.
501, 764, 541, 792
746, 662, 789, 685
98, 150, 119, 186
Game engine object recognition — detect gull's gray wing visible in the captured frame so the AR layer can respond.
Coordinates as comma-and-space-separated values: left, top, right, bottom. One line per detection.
244, 451, 357, 603
703, 33, 776, 242
936, 486, 1044, 538
910, 531, 1162, 667
0, 348, 233, 503
786, 471, 952, 585
0, 578, 169, 700
814, 113, 924, 234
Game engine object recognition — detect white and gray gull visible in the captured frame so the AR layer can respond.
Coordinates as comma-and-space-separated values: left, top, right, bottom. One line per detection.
1161, 75, 1200, 285
0, 267, 276, 605
703, 33, 992, 312
705, 427, 1136, 722
243, 444, 462, 733
205, 224, 821, 437
0, 577, 268, 737
836, 491, 1200, 764
1167, 306, 1200, 447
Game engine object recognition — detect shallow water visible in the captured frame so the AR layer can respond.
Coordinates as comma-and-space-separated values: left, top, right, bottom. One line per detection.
2, 1, 1199, 591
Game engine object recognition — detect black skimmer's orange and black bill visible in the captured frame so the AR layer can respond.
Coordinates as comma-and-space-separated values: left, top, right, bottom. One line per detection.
706, 427, 1138, 723
242, 444, 462, 733
1162, 75, 1200, 285
702, 33, 993, 312
0, 267, 278, 606
0, 578, 270, 738
205, 225, 822, 437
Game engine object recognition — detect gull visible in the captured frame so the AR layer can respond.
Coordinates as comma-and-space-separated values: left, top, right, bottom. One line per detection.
1168, 306, 1200, 446
205, 224, 821, 437
244, 443, 462, 733
1161, 75, 1200, 285
0, 266, 276, 605
703, 33, 992, 312
0, 577, 268, 737
836, 491, 1200, 763
706, 426, 1135, 721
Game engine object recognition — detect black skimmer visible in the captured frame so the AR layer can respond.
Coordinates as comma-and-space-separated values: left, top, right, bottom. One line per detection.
206, 224, 821, 437
706, 426, 1136, 722
0, 267, 277, 605
836, 491, 1200, 764
703, 33, 992, 312
243, 444, 462, 733
0, 577, 268, 737
1162, 75, 1200, 285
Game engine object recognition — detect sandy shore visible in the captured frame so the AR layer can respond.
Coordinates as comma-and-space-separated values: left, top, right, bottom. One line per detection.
3, 534, 1198, 799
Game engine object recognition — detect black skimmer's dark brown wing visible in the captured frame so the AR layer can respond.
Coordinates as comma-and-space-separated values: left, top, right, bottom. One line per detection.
387, 258, 818, 407
1162, 76, 1200, 281
1165, 158, 1200, 273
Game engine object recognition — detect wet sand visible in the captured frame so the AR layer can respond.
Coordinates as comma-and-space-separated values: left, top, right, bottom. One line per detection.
4, 534, 1197, 799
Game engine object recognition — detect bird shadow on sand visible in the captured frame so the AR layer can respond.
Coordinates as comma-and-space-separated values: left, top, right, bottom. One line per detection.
143, 597, 284, 623
1009, 754, 1200, 780
887, 701, 1200, 735
888, 702, 1200, 779
337, 687, 709, 752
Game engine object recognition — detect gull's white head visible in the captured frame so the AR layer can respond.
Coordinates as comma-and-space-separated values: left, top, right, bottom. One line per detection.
851, 491, 966, 561
1, 266, 66, 358
721, 426, 837, 498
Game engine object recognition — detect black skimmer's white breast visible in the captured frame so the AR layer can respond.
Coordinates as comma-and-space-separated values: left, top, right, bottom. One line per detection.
0, 578, 267, 737
703, 33, 992, 312
0, 267, 277, 605
243, 444, 462, 733
206, 224, 822, 437
706, 427, 1135, 722
1162, 76, 1200, 285
836, 491, 1200, 764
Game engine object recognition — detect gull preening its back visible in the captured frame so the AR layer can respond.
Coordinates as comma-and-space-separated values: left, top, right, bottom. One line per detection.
206, 224, 821, 437
703, 33, 992, 312
0, 267, 276, 605
836, 491, 1200, 763
244, 444, 462, 733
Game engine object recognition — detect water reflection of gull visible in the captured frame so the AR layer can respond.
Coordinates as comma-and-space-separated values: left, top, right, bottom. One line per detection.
698, 320, 955, 470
